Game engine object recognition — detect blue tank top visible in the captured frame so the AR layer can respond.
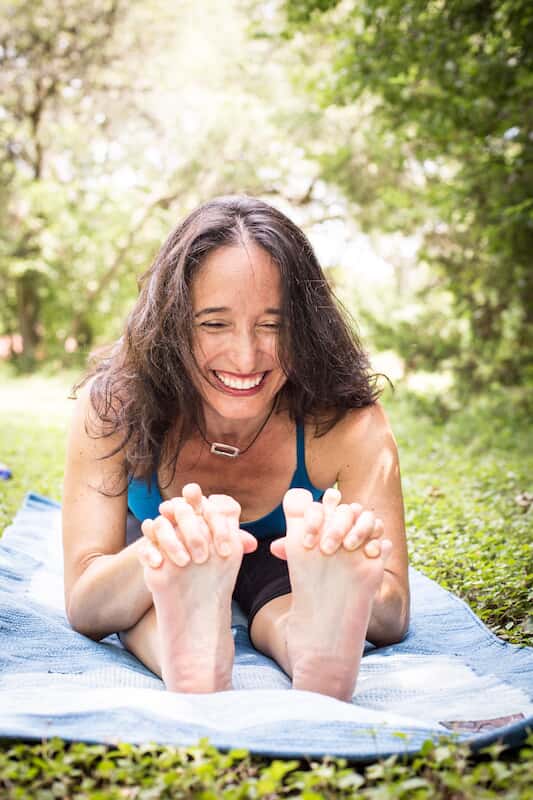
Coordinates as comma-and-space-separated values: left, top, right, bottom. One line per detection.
127, 422, 324, 539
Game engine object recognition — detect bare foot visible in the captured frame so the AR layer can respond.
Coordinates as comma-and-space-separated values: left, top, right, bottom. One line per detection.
139, 494, 244, 693
283, 488, 392, 702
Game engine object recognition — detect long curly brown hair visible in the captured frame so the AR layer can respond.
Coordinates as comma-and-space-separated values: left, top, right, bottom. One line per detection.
75, 195, 384, 490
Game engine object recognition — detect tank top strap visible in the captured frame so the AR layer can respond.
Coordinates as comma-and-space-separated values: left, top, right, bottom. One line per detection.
296, 417, 306, 467
291, 418, 317, 492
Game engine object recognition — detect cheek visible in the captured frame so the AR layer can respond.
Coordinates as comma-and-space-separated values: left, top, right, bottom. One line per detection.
192, 332, 213, 361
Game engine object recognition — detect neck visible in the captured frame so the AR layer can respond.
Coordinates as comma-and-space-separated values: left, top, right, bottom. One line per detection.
202, 405, 275, 449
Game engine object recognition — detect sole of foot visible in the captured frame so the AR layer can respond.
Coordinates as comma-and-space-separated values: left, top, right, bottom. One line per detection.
283, 488, 392, 702
141, 495, 244, 693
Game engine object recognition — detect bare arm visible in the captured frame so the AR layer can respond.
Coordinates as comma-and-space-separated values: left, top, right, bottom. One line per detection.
62, 383, 153, 641
336, 402, 410, 646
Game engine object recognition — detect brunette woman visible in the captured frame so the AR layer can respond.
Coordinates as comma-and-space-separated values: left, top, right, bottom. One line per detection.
62, 195, 409, 701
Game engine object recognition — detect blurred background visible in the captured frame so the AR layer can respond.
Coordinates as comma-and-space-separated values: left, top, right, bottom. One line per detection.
1, 0, 531, 399
0, 0, 531, 644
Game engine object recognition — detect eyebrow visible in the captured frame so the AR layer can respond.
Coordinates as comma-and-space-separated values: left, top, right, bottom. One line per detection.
194, 307, 282, 318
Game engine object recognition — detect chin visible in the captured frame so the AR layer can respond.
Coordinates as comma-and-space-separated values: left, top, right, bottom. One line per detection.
202, 387, 284, 420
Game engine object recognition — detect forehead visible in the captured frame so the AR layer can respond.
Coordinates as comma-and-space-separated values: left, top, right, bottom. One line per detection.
192, 243, 281, 305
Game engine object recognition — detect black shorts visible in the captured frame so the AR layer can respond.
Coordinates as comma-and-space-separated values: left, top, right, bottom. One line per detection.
126, 513, 291, 636
233, 536, 292, 634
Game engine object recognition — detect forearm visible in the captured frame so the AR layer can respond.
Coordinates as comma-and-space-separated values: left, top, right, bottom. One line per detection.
66, 537, 153, 641
366, 571, 410, 647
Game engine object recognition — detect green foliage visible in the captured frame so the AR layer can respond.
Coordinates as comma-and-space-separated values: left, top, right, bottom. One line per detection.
0, 0, 312, 371
277, 0, 533, 388
0, 734, 532, 798
384, 384, 533, 645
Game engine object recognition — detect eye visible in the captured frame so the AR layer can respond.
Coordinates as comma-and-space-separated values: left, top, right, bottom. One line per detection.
260, 321, 281, 330
199, 321, 228, 329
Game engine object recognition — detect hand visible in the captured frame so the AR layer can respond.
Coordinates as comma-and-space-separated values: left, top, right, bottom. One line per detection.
138, 483, 257, 569
271, 487, 385, 561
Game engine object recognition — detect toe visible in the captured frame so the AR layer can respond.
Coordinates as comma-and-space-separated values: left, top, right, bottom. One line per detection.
207, 494, 242, 525
283, 488, 314, 520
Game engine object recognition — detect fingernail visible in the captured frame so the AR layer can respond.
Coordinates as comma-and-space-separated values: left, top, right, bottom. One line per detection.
192, 546, 207, 562
303, 534, 315, 548
175, 550, 190, 566
322, 538, 336, 554
149, 553, 162, 567
344, 535, 359, 551
219, 541, 231, 557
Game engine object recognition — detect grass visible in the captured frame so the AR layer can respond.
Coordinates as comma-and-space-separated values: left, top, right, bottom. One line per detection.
0, 368, 532, 798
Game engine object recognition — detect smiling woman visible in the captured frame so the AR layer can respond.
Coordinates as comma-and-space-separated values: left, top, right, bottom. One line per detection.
62, 195, 409, 700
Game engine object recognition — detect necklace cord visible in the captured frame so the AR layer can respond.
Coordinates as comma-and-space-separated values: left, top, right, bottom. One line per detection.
197, 402, 276, 457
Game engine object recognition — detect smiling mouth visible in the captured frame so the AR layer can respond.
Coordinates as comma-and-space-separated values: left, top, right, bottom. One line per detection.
212, 370, 268, 391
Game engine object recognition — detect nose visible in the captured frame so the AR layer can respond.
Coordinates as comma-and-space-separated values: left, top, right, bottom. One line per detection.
230, 327, 260, 374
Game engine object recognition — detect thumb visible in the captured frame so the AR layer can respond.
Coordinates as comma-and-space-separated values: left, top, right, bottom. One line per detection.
239, 530, 258, 554
270, 536, 287, 561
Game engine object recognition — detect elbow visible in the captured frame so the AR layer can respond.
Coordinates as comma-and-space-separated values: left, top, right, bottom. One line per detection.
369, 584, 411, 647
65, 587, 106, 643
388, 611, 410, 645
372, 612, 410, 648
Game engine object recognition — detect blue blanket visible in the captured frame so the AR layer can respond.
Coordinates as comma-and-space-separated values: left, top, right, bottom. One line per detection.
0, 493, 531, 760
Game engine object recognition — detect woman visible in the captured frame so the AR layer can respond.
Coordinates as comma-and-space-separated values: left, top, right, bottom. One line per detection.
62, 195, 409, 702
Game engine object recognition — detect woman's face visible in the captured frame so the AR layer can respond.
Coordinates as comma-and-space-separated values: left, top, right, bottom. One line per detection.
191, 241, 287, 423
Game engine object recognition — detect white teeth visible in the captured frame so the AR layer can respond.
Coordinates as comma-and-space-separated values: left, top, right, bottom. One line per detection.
215, 372, 265, 390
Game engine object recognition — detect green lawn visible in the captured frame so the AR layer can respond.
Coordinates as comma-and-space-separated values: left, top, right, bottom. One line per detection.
0, 370, 532, 798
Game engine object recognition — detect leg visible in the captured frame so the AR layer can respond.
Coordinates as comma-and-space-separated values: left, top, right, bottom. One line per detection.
119, 605, 162, 678
283, 489, 391, 702
249, 594, 292, 675
132, 497, 244, 693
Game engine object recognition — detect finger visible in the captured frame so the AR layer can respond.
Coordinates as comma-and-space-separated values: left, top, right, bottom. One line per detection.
380, 538, 393, 563
172, 496, 210, 541
303, 502, 325, 548
371, 518, 384, 540
202, 498, 233, 557
159, 496, 190, 526
141, 518, 156, 543
138, 538, 164, 569
240, 530, 258, 554
364, 539, 382, 558
322, 487, 341, 521
364, 537, 392, 560
321, 503, 356, 555
342, 509, 376, 551
182, 482, 204, 515
152, 516, 191, 567
349, 502, 363, 519
158, 499, 175, 523
270, 536, 287, 560
173, 502, 209, 564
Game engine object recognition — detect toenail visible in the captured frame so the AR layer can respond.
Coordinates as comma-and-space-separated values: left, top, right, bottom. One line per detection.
303, 534, 315, 548
219, 541, 231, 556
322, 538, 336, 554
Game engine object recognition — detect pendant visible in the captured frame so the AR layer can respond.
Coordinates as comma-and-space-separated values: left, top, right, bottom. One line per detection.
210, 442, 240, 458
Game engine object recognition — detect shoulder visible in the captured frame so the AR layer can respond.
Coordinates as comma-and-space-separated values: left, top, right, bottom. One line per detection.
307, 402, 398, 478
339, 401, 396, 447
67, 374, 126, 463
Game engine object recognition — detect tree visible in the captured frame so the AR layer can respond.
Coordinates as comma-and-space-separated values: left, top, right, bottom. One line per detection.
0, 0, 136, 366
270, 0, 533, 387
1, 0, 341, 369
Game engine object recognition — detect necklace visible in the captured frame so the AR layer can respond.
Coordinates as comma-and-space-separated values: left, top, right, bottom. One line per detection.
197, 404, 275, 458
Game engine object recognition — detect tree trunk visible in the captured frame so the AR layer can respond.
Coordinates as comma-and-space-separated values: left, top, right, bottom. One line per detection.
15, 271, 41, 369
